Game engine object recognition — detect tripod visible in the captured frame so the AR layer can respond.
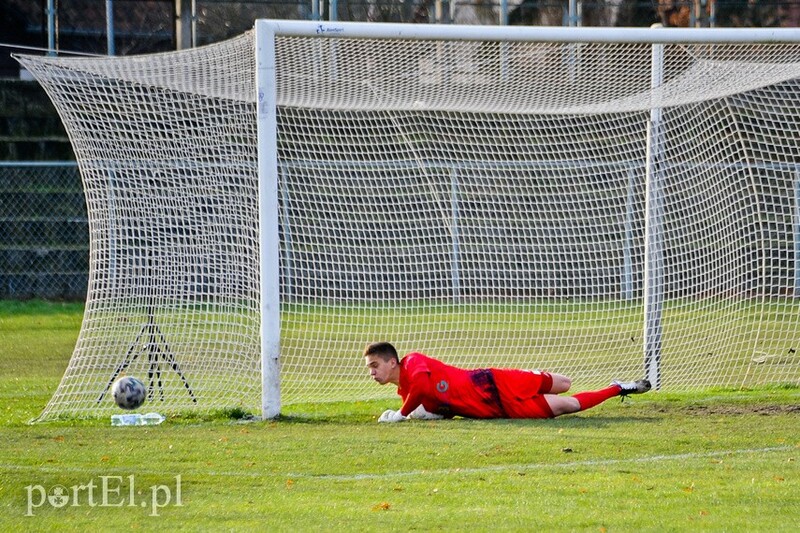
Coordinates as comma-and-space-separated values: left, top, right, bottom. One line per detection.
96, 177, 197, 405
97, 302, 197, 404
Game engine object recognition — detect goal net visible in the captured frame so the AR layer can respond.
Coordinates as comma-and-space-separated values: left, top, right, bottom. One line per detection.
17, 22, 800, 420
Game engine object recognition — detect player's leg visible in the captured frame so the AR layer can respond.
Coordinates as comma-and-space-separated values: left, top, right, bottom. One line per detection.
543, 394, 580, 416
569, 379, 651, 412
537, 379, 652, 418
546, 373, 572, 394
515, 370, 570, 393
493, 370, 564, 418
497, 370, 635, 418
569, 384, 622, 411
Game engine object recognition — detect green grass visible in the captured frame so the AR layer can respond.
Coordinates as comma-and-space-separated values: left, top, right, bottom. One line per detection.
1, 300, 798, 531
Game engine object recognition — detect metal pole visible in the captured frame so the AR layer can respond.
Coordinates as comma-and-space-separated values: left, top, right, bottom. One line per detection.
106, 0, 115, 56
568, 0, 578, 27
176, 0, 193, 50
794, 168, 800, 297
435, 0, 451, 23
266, 20, 800, 44
709, 0, 717, 27
451, 168, 461, 302
255, 21, 282, 419
193, 0, 198, 47
644, 31, 665, 390
46, 0, 57, 56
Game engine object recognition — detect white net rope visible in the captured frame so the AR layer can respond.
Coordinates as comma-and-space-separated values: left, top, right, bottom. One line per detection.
17, 29, 800, 419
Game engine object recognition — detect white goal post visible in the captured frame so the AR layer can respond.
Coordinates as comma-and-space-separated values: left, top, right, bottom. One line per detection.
17, 21, 800, 421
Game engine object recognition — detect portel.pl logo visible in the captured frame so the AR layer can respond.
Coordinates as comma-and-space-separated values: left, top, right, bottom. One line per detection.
24, 475, 182, 517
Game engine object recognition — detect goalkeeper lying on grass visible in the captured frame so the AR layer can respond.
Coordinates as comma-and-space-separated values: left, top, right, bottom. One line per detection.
364, 341, 651, 422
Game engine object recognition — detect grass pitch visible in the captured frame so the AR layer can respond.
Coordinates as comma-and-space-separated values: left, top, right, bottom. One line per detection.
0, 300, 798, 531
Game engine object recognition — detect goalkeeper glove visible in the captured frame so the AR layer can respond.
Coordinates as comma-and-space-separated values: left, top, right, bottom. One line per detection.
406, 404, 444, 420
378, 409, 406, 423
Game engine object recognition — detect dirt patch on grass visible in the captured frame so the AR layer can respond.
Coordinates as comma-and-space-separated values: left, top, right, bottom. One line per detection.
674, 404, 800, 416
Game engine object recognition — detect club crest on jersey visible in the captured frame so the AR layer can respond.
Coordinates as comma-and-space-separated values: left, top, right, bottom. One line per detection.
436, 380, 449, 393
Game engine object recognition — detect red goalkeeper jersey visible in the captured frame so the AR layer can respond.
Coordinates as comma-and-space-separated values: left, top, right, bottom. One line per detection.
397, 353, 554, 419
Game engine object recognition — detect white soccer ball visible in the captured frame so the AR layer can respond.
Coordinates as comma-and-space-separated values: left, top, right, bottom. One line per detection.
112, 376, 146, 410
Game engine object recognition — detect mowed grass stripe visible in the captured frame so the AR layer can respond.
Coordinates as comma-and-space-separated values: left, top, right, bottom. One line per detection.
1, 445, 792, 481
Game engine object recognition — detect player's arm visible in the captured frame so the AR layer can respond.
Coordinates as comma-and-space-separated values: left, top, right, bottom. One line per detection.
399, 372, 431, 417
378, 383, 427, 423
378, 373, 431, 423
401, 374, 444, 419
406, 403, 444, 420
379, 384, 438, 422
378, 353, 437, 423
378, 409, 406, 422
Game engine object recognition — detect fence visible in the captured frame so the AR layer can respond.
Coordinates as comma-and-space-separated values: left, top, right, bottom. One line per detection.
7, 1, 800, 61
0, 161, 88, 300
3, 157, 799, 302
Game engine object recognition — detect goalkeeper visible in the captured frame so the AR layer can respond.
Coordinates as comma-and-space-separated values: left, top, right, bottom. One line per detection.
364, 341, 651, 423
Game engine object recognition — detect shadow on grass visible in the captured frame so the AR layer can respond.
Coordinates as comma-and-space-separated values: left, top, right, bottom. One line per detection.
448, 414, 663, 428
269, 411, 663, 427
20, 386, 798, 426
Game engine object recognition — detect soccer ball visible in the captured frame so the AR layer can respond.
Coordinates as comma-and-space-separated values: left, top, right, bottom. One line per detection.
112, 376, 146, 410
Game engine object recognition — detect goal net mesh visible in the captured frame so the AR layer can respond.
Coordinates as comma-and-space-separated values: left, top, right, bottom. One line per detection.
17, 28, 800, 420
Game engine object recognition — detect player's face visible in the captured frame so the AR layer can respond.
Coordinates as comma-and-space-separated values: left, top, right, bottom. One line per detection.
365, 354, 396, 385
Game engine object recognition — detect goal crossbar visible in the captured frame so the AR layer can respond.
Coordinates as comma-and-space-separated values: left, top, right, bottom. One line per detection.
264, 20, 800, 44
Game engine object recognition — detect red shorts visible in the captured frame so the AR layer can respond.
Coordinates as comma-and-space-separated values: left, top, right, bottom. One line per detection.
491, 369, 556, 419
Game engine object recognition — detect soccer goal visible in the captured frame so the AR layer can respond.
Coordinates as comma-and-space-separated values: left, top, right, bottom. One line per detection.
17, 21, 800, 420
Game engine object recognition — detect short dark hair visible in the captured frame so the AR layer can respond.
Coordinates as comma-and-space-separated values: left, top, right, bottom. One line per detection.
363, 341, 399, 362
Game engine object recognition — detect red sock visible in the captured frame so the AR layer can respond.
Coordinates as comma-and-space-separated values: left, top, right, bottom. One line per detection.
571, 384, 622, 411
